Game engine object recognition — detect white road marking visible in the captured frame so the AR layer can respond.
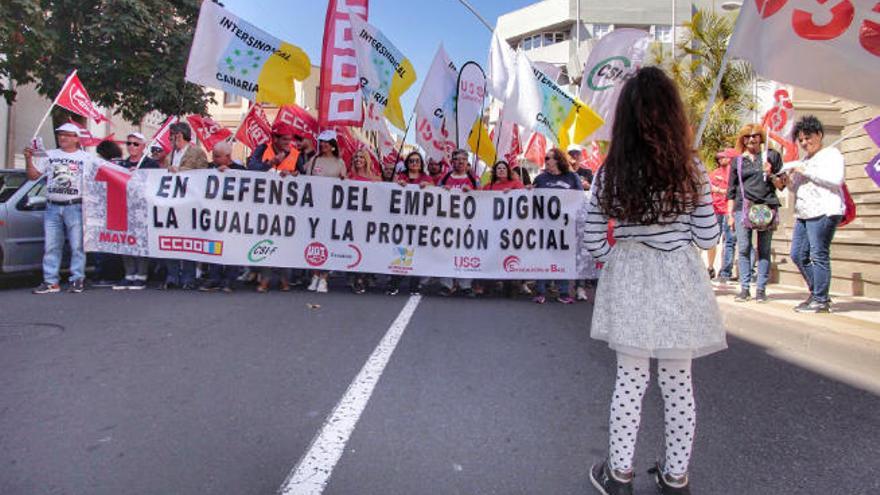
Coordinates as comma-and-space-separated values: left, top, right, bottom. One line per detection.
278, 295, 422, 495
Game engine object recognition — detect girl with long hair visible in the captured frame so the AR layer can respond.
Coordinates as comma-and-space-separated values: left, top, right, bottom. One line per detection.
585, 66, 726, 495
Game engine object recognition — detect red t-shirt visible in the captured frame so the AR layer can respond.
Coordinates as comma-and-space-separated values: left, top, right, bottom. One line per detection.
349, 174, 376, 182
440, 173, 478, 190
483, 179, 524, 191
709, 165, 730, 215
395, 172, 432, 185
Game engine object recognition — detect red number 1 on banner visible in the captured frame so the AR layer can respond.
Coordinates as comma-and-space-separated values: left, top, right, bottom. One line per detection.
94, 165, 132, 232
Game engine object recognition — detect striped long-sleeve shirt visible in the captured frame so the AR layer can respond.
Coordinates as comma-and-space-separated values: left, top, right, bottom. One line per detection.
583, 169, 720, 262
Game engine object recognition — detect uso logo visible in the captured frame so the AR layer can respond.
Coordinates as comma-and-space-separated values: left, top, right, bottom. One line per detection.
304, 242, 329, 267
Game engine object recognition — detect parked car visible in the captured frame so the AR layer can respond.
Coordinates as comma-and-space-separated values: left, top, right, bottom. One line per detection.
0, 169, 52, 274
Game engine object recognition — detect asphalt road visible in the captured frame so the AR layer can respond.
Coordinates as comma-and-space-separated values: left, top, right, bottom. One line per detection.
1, 281, 878, 495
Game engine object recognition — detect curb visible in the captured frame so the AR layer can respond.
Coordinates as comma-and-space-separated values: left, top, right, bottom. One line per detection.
716, 294, 880, 394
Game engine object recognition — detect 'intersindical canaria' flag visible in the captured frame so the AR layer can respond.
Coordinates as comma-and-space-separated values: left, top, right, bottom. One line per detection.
186, 1, 311, 106
348, 13, 417, 131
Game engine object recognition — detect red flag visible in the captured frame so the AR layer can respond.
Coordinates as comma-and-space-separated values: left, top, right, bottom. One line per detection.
524, 132, 547, 167
186, 115, 232, 152
152, 116, 179, 154
275, 104, 319, 144
318, 0, 369, 127
582, 141, 606, 172
234, 104, 272, 149
55, 71, 108, 124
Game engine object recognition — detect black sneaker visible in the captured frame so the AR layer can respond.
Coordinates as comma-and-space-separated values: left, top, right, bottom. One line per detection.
112, 280, 134, 291
794, 296, 814, 311
385, 287, 399, 296
707, 267, 716, 279
589, 460, 633, 495
734, 289, 751, 302
130, 280, 147, 291
32, 282, 61, 294
755, 289, 768, 303
181, 282, 197, 291
409, 285, 422, 296
91, 279, 116, 288
68, 279, 85, 293
648, 462, 691, 495
795, 300, 832, 313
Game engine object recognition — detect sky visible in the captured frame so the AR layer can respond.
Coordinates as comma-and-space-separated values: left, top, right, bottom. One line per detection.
221, 0, 536, 137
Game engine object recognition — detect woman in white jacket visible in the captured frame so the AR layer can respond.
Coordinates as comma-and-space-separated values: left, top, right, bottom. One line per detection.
785, 115, 846, 313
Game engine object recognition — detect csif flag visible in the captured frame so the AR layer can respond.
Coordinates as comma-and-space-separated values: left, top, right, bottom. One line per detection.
578, 29, 651, 142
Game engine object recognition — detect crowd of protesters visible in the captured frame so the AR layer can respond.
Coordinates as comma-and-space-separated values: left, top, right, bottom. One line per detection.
23, 112, 846, 314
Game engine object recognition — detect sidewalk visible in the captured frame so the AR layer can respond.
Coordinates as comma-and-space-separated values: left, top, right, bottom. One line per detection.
714, 282, 880, 394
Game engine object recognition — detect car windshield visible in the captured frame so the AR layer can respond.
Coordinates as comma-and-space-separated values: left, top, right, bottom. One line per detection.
0, 174, 28, 203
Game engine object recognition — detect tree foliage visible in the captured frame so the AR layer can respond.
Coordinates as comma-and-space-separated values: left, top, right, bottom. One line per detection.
0, 0, 214, 124
651, 9, 756, 167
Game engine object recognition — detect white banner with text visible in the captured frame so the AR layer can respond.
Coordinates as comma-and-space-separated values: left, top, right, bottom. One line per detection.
82, 162, 584, 279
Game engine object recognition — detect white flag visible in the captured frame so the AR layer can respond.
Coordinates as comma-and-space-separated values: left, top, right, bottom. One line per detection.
487, 31, 517, 101
727, 0, 880, 106
500, 51, 542, 134
455, 62, 487, 149
578, 29, 651, 141
415, 45, 458, 161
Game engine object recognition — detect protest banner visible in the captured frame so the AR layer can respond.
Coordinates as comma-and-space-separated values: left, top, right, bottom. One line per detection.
578, 29, 651, 142
81, 162, 583, 279
185, 0, 311, 106
348, 13, 417, 130
318, 0, 368, 127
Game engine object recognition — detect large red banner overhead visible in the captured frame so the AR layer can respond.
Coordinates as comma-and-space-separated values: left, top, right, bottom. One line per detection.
318, 0, 369, 127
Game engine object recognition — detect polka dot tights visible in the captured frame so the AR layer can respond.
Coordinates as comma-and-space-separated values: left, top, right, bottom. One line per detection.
607, 352, 695, 477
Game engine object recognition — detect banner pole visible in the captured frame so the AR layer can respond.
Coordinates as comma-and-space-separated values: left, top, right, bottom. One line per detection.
30, 70, 76, 143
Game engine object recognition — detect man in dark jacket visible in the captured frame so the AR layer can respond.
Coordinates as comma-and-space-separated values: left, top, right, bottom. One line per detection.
200, 142, 245, 292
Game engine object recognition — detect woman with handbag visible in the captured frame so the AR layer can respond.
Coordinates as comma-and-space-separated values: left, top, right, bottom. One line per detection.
726, 124, 785, 303
784, 115, 847, 313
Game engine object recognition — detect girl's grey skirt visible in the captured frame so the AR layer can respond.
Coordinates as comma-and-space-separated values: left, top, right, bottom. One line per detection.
590, 241, 727, 360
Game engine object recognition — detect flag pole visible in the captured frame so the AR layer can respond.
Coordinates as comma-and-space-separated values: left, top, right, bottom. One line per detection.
30, 70, 77, 143
395, 110, 416, 164
455, 0, 493, 32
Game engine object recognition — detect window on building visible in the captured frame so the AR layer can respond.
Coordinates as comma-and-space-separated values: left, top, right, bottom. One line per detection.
223, 92, 242, 106
592, 24, 614, 40
655, 25, 673, 43
523, 36, 533, 50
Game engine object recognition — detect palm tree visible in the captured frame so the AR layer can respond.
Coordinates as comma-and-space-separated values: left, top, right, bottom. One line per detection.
651, 9, 755, 167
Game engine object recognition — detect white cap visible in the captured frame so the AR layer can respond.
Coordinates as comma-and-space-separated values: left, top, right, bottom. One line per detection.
317, 129, 337, 141
55, 123, 81, 134
127, 132, 146, 141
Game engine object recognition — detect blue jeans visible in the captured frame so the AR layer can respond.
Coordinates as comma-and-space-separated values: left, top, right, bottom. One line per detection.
717, 213, 737, 278
43, 203, 85, 284
734, 211, 773, 292
790, 215, 841, 304
536, 279, 570, 296
165, 259, 196, 285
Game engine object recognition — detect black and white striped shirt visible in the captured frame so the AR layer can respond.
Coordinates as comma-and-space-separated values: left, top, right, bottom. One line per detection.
583, 170, 720, 262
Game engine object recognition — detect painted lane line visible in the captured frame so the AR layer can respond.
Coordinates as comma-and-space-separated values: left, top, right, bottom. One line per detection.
278, 295, 422, 495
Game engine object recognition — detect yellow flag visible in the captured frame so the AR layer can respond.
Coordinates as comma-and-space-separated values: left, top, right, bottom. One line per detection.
256, 42, 311, 106
467, 119, 496, 171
